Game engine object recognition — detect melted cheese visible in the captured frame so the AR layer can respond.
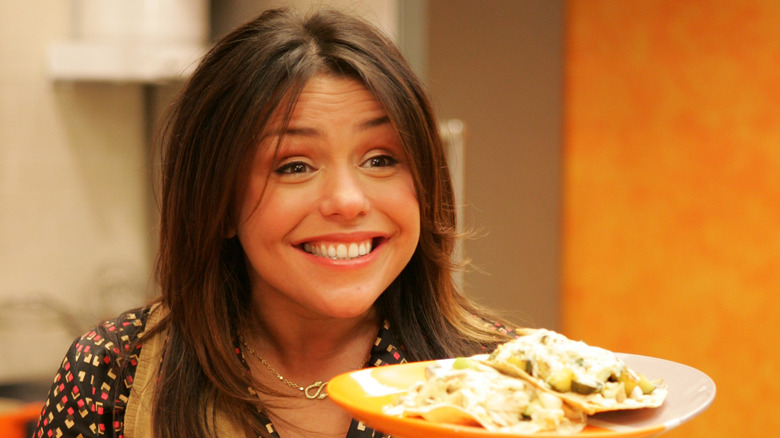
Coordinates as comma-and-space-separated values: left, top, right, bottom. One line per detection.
384, 359, 586, 434
495, 329, 626, 389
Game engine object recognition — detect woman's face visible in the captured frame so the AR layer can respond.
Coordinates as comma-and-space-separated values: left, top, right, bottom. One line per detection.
236, 75, 421, 320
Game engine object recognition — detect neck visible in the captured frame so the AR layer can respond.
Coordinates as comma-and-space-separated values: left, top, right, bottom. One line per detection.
252, 310, 376, 359
243, 301, 378, 390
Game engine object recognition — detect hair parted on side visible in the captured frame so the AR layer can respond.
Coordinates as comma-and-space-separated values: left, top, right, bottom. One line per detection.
149, 7, 513, 437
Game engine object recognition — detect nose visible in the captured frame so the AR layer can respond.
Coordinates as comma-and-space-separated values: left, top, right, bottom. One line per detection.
318, 166, 370, 220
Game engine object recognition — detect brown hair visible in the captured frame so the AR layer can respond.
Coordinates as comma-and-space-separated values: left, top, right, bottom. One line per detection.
151, 7, 513, 437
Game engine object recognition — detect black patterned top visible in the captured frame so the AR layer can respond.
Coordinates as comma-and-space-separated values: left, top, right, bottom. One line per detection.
33, 307, 408, 438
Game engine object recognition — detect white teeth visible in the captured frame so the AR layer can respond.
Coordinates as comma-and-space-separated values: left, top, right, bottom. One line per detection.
303, 240, 373, 260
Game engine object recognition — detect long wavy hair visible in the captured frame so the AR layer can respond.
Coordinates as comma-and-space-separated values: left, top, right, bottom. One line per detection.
150, 7, 514, 437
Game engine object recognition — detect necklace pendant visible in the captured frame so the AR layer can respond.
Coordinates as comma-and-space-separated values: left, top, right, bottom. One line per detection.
304, 381, 328, 400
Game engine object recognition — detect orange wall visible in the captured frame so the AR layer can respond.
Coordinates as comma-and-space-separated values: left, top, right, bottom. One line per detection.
562, 1, 780, 436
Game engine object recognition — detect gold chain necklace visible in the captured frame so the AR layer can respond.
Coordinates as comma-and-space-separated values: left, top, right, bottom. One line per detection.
239, 334, 371, 400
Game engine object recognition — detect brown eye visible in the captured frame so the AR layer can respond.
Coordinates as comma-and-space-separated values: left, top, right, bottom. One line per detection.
362, 155, 398, 168
275, 161, 311, 174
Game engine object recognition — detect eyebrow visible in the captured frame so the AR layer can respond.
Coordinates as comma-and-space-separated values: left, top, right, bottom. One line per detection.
282, 115, 391, 137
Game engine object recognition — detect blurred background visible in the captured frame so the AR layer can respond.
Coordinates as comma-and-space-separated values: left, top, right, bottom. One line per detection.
1, 0, 777, 437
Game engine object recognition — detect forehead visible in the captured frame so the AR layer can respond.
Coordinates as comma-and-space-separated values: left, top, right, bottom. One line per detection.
253, 75, 402, 160
280, 75, 387, 126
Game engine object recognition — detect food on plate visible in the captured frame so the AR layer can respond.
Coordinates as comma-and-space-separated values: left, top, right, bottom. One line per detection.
485, 328, 667, 415
383, 356, 587, 434
383, 328, 667, 434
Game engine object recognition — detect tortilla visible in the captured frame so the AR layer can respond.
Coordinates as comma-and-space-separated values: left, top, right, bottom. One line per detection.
384, 358, 586, 434
483, 329, 668, 415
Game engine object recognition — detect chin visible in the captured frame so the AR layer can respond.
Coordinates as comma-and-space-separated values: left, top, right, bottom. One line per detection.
320, 299, 378, 320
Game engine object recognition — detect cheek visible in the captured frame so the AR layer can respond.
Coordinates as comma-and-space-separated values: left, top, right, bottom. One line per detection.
236, 183, 280, 245
387, 180, 421, 236
240, 189, 303, 237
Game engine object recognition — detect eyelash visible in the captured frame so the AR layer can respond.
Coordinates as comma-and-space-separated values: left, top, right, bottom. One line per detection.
273, 154, 399, 175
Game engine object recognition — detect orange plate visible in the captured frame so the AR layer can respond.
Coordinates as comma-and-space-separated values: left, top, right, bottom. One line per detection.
328, 353, 715, 438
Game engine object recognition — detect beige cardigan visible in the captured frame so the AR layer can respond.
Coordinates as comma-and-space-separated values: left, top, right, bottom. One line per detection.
123, 304, 246, 437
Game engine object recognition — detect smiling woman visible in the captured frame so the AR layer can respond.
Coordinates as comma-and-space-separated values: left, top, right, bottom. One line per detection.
33, 7, 520, 438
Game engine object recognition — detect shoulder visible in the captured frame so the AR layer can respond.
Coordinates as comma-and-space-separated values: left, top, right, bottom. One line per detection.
93, 307, 153, 352
34, 307, 154, 437
59, 306, 153, 384
481, 319, 522, 338
75, 307, 152, 368
469, 317, 522, 354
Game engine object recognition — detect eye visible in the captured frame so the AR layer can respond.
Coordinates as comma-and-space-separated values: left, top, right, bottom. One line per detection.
361, 154, 399, 169
275, 161, 313, 175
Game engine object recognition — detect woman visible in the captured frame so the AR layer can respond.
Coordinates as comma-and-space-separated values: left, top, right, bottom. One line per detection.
35, 7, 516, 438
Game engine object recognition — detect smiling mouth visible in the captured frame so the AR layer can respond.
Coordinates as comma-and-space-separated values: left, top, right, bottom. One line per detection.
301, 239, 376, 260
